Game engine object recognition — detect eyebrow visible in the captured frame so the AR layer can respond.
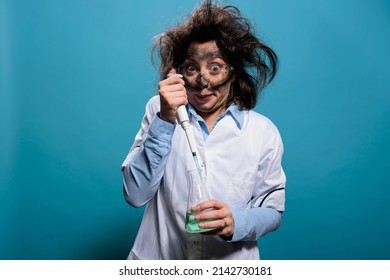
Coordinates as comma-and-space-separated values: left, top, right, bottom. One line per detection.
184, 50, 223, 61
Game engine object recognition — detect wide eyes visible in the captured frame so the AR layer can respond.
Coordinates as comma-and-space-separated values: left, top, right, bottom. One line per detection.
209, 64, 222, 74
185, 64, 197, 73
183, 63, 224, 75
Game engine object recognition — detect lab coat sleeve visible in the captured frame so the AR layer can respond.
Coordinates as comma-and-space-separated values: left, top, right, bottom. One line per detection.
229, 207, 282, 242
121, 97, 176, 208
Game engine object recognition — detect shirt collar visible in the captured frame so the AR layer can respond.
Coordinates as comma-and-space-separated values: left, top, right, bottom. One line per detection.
188, 103, 244, 130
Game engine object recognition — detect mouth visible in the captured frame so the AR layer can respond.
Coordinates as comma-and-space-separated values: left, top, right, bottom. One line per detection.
194, 93, 214, 103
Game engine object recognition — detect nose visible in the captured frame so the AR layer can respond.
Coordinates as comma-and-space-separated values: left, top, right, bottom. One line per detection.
195, 73, 209, 89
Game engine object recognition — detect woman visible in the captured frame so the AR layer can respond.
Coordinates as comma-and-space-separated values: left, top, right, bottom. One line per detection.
121, 0, 285, 260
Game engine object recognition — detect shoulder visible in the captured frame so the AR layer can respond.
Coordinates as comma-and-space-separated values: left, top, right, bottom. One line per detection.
246, 110, 281, 135
243, 110, 284, 149
245, 110, 285, 157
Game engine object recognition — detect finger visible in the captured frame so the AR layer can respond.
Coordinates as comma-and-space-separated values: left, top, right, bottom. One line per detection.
166, 69, 184, 80
199, 219, 234, 237
222, 217, 228, 228
192, 199, 225, 212
159, 81, 187, 101
162, 76, 185, 88
194, 209, 223, 221
198, 218, 226, 230
168, 68, 176, 76
160, 94, 188, 109
160, 83, 186, 94
159, 76, 185, 88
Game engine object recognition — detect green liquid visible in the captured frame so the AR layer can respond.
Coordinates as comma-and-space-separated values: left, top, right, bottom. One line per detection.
185, 213, 217, 233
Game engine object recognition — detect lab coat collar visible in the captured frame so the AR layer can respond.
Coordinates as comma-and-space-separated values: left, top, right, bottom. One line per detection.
187, 103, 244, 130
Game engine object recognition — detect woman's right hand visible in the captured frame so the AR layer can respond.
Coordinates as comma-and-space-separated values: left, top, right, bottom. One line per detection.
158, 69, 187, 124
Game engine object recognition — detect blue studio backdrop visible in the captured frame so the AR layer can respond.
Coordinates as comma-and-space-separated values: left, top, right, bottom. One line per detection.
1, 0, 389, 259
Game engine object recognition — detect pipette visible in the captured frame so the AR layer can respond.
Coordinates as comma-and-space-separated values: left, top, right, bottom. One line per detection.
167, 73, 203, 176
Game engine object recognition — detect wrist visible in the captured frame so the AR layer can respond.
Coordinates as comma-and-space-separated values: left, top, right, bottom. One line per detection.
158, 111, 176, 124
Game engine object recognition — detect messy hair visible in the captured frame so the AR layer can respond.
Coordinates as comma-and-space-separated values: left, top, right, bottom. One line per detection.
152, 0, 278, 110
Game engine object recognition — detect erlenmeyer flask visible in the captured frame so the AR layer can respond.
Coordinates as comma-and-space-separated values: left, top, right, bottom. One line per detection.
185, 169, 216, 233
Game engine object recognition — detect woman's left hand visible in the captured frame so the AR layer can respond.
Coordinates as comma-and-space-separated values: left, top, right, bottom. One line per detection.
192, 199, 234, 238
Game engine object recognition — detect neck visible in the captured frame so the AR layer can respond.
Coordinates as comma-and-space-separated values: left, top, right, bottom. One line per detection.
197, 106, 227, 133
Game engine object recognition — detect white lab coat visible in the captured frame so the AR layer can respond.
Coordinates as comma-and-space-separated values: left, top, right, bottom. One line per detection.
122, 96, 285, 259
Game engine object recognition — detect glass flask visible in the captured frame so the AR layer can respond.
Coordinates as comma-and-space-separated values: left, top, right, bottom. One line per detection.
185, 169, 216, 233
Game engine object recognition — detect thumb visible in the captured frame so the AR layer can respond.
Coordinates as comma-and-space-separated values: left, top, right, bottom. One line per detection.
167, 68, 177, 78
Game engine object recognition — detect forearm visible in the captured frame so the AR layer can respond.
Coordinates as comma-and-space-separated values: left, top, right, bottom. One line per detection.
122, 115, 175, 207
229, 207, 282, 242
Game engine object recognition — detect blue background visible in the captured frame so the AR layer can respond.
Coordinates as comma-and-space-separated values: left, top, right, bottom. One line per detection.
1, 0, 389, 260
